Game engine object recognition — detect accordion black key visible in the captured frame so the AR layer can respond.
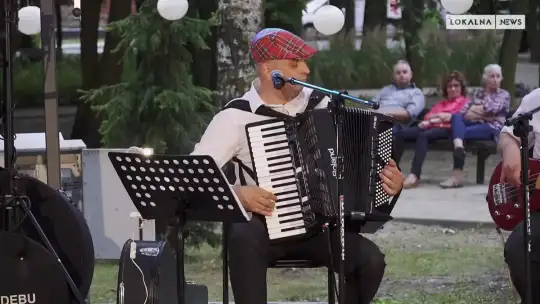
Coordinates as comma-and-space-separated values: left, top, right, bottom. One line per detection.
245, 107, 397, 242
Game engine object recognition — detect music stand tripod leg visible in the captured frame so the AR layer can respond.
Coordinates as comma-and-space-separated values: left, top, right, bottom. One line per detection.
167, 199, 187, 304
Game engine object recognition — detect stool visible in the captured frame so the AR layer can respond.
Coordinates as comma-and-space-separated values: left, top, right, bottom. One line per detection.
222, 224, 336, 304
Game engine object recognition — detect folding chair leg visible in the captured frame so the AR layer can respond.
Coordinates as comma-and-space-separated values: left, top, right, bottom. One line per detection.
328, 268, 335, 304
222, 224, 229, 304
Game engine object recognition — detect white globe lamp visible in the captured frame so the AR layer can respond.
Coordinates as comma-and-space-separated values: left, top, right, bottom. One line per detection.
156, 0, 189, 21
440, 0, 473, 15
18, 6, 41, 35
313, 5, 345, 36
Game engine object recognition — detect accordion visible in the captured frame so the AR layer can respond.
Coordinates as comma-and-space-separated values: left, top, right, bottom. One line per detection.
245, 107, 397, 242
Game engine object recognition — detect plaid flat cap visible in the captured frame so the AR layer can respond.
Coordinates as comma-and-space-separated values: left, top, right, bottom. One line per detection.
250, 28, 317, 63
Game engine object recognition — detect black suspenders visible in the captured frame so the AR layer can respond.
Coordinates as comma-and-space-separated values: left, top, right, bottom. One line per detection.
221, 90, 328, 185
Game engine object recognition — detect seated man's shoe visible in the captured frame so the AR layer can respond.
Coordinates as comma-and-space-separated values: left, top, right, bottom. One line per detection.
439, 176, 463, 189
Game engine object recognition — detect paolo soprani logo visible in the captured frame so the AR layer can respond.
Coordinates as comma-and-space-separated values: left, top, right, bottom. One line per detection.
442, 0, 525, 30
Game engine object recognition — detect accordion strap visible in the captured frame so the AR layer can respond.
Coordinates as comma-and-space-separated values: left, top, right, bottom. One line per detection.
220, 90, 328, 186
220, 90, 327, 117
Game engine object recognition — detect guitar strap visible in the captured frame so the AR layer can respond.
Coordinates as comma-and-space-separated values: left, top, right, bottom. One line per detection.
221, 90, 328, 186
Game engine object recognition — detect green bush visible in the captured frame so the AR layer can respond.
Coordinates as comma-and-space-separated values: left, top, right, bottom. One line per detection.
309, 28, 501, 90
8, 28, 501, 108
0, 55, 82, 108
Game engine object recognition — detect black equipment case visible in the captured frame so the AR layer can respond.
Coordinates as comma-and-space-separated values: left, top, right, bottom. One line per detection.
117, 239, 208, 304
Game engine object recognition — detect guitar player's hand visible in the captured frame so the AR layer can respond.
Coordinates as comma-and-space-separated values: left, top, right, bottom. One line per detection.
233, 186, 277, 216
501, 151, 522, 186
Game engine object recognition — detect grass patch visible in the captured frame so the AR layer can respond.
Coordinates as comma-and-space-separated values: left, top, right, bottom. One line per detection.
384, 246, 504, 278
89, 234, 512, 303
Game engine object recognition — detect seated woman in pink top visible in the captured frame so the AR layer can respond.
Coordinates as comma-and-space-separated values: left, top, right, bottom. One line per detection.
395, 71, 469, 188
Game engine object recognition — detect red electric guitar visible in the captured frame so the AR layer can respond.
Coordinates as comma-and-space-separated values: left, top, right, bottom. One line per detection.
486, 159, 540, 231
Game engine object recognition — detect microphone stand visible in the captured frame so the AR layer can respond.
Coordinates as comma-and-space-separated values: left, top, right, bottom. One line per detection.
504, 105, 540, 304
284, 77, 379, 304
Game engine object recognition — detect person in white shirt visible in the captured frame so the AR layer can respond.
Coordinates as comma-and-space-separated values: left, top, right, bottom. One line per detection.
498, 88, 540, 303
191, 28, 405, 304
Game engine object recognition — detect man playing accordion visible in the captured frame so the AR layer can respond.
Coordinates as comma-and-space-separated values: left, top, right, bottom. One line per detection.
191, 28, 405, 304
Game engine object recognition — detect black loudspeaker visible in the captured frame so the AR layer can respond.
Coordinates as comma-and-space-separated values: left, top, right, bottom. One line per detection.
117, 239, 208, 304
0, 232, 71, 303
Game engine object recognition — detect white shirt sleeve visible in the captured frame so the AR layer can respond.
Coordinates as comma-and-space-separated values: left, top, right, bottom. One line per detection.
500, 90, 537, 149
190, 110, 243, 168
315, 96, 330, 108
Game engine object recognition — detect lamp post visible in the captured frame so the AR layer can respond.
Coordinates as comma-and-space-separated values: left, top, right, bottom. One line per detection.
41, 0, 61, 189
17, 2, 61, 189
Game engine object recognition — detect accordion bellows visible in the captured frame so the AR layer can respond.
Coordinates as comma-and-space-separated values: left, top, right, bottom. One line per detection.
246, 107, 396, 242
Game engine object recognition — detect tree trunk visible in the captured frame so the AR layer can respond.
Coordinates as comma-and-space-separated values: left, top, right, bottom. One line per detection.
216, 0, 263, 106
527, 0, 540, 62
71, 0, 131, 146
363, 0, 386, 32
499, 0, 530, 108
71, 0, 102, 145
329, 0, 355, 35
56, 3, 63, 59
189, 0, 219, 92
401, 0, 425, 87
99, 0, 133, 85
472, 0, 496, 14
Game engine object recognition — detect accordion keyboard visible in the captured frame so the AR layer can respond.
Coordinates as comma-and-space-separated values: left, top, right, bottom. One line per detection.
246, 120, 308, 240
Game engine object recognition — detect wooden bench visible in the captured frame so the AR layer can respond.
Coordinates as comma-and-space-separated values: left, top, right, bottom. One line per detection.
398, 109, 508, 185
400, 137, 497, 184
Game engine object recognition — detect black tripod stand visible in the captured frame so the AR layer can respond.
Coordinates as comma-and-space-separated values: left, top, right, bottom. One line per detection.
0, 0, 85, 302
505, 105, 540, 304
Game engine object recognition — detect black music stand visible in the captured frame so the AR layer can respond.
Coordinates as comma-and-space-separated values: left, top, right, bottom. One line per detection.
108, 152, 249, 304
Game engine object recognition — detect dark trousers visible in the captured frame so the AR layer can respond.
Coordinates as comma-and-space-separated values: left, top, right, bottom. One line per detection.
395, 126, 450, 178
504, 212, 540, 303
228, 215, 386, 304
450, 113, 494, 169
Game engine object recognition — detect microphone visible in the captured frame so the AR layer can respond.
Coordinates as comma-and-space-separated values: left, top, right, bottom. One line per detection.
72, 0, 81, 18
271, 70, 286, 89
270, 70, 379, 109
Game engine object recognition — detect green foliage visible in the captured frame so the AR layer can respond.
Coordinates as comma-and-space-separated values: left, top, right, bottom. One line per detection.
265, 0, 307, 34
13, 29, 500, 111
80, 0, 216, 153
79, 0, 220, 248
0, 55, 81, 107
309, 28, 500, 90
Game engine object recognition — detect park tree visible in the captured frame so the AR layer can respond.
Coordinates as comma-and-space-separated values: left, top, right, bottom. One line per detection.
265, 0, 306, 35
329, 0, 355, 34
401, 0, 425, 87
216, 0, 264, 104
79, 0, 219, 247
499, 0, 529, 107
71, 0, 133, 147
527, 0, 540, 63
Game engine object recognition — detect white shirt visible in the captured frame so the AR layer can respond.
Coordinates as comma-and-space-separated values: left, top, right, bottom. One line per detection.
191, 79, 330, 186
500, 88, 540, 158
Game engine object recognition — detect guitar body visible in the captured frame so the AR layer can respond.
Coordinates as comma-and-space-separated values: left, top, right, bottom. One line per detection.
487, 159, 540, 231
